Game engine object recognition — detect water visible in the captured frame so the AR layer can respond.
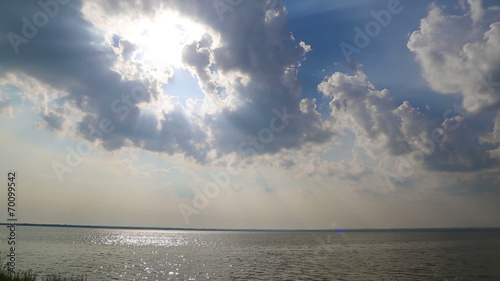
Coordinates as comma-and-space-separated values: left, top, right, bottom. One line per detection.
1, 226, 499, 280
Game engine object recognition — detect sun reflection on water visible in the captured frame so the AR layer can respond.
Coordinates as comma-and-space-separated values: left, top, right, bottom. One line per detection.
84, 229, 196, 247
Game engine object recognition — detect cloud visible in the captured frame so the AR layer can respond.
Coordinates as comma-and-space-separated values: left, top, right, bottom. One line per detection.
483, 113, 500, 145
0, 97, 13, 118
39, 112, 64, 131
468, 0, 485, 23
2, 0, 499, 196
431, 166, 500, 195
318, 69, 499, 176
318, 71, 427, 158
407, 0, 500, 114
81, 0, 335, 159
424, 115, 498, 172
0, 0, 336, 164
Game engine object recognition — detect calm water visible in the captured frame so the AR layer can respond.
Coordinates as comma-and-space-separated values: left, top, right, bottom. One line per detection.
1, 226, 499, 280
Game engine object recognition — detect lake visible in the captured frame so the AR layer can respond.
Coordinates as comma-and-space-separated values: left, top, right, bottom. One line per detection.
1, 226, 499, 280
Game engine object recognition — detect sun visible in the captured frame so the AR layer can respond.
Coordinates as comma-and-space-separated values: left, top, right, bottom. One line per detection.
101, 10, 221, 113
124, 12, 207, 71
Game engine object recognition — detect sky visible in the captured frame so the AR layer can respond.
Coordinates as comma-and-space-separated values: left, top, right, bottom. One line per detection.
0, 0, 499, 230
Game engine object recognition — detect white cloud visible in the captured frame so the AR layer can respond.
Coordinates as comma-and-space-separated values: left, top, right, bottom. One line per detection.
318, 71, 427, 158
0, 0, 338, 164
317, 68, 500, 181
469, 0, 485, 23
488, 113, 500, 145
408, 0, 500, 114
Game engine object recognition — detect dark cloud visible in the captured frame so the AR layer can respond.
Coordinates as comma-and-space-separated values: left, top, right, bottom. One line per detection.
41, 112, 64, 132
425, 116, 499, 172
318, 70, 500, 173
1, 0, 498, 181
0, 0, 334, 163
0, 2, 196, 163
87, 0, 334, 157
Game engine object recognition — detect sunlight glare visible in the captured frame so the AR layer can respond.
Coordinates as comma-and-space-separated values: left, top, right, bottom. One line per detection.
130, 13, 206, 71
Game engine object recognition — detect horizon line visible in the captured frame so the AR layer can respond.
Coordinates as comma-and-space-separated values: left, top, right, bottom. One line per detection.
1, 222, 500, 232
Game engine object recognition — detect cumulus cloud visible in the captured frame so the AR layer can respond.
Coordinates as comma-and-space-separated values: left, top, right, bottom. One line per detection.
468, 0, 485, 23
483, 113, 500, 145
318, 70, 499, 176
425, 115, 498, 171
479, 113, 500, 160
0, 0, 335, 164
181, 38, 220, 101
1, 0, 499, 195
407, 0, 500, 114
318, 71, 428, 158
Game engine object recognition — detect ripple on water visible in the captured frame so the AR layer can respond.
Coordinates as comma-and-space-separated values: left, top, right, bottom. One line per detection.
2, 227, 500, 280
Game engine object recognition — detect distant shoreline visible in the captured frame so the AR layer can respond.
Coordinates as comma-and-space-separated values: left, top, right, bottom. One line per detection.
1, 223, 499, 232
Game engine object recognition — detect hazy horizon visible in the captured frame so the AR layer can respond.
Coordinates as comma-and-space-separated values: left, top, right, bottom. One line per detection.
6, 223, 500, 232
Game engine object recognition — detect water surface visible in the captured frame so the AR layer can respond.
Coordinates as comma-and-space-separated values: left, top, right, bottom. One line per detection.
1, 226, 499, 280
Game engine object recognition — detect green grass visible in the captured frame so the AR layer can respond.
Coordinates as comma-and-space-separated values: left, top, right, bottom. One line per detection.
0, 271, 86, 281
0, 265, 86, 281
0, 270, 36, 281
